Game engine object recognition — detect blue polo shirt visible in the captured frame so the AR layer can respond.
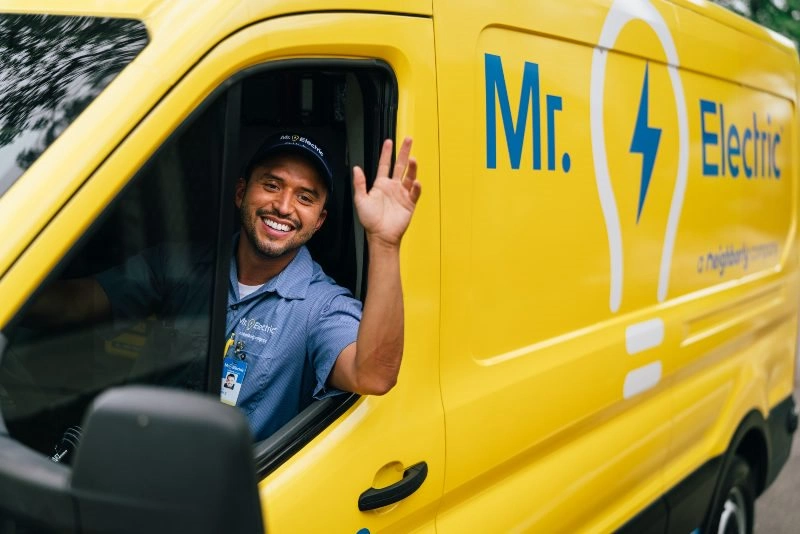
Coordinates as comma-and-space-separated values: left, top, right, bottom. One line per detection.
96, 241, 362, 441
225, 246, 361, 440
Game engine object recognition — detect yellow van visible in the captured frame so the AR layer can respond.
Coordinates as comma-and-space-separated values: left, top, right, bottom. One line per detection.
0, 0, 797, 532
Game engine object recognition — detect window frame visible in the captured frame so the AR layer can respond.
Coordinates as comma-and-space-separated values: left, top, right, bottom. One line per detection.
218, 58, 399, 475
0, 56, 399, 477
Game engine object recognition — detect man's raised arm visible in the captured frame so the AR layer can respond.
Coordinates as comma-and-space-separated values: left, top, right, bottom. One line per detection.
329, 137, 421, 395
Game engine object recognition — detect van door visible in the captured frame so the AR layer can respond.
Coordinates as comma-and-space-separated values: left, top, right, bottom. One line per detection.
0, 9, 442, 534
433, 1, 673, 531
225, 14, 444, 533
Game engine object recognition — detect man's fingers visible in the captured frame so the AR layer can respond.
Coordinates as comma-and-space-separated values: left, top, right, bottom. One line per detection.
352, 165, 367, 198
376, 139, 393, 180
409, 180, 422, 205
393, 137, 413, 180
402, 158, 418, 191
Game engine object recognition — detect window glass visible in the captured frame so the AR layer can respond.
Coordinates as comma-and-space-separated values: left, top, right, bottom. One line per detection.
0, 14, 148, 197
0, 95, 225, 462
0, 60, 395, 466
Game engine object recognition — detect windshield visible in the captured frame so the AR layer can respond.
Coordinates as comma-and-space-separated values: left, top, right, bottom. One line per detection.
0, 14, 148, 197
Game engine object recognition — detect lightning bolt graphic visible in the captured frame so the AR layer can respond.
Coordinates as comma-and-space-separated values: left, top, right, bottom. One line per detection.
630, 63, 662, 224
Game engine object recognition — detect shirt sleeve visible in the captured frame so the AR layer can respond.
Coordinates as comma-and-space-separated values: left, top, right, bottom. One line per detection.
94, 246, 168, 325
307, 289, 362, 399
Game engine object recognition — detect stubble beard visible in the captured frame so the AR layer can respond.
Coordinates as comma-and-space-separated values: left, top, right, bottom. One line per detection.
239, 203, 310, 260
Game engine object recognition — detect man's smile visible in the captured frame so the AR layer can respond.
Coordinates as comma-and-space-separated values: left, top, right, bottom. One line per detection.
263, 218, 293, 233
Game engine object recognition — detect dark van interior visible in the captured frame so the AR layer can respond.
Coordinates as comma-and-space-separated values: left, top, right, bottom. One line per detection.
0, 61, 397, 471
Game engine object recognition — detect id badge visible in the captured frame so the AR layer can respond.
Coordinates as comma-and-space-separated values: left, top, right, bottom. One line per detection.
220, 357, 247, 406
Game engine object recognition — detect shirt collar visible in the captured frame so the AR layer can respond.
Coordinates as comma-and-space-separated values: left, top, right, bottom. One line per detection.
229, 235, 313, 301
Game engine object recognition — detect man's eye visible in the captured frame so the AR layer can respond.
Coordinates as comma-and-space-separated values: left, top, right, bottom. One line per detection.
298, 195, 313, 204
264, 182, 279, 191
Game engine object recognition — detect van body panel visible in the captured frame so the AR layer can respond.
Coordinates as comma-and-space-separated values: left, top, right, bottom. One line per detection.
0, 9, 445, 532
0, 0, 430, 288
0, 0, 249, 288
670, 4, 797, 100
0, 0, 162, 18
435, 2, 672, 531
434, 0, 797, 531
212, 15, 443, 534
0, 1, 797, 532
9, 0, 432, 17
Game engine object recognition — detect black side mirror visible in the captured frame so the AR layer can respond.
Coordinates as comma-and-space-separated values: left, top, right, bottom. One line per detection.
0, 382, 263, 534
70, 386, 264, 534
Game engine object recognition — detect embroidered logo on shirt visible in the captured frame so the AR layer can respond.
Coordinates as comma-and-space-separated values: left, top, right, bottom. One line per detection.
241, 317, 278, 335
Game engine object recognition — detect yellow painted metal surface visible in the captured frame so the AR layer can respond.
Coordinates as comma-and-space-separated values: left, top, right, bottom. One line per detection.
0, 0, 798, 532
434, 0, 798, 531
0, 0, 430, 285
0, 4, 443, 532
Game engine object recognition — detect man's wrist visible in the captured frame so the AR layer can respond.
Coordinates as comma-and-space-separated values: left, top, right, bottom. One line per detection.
365, 233, 402, 254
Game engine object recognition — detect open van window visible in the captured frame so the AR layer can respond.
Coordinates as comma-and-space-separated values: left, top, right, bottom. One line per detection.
0, 14, 148, 197
0, 60, 396, 469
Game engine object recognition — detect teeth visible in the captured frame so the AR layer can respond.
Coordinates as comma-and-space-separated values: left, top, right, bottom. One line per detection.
265, 219, 291, 232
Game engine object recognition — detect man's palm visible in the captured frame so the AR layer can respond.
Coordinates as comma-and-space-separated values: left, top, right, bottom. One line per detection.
353, 137, 421, 247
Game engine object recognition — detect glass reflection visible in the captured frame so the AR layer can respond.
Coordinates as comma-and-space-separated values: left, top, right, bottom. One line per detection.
0, 14, 148, 196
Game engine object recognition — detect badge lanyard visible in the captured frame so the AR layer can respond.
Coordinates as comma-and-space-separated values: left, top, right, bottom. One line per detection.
220, 332, 248, 406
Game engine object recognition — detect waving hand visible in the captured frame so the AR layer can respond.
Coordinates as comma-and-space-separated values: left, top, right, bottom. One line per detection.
352, 137, 421, 248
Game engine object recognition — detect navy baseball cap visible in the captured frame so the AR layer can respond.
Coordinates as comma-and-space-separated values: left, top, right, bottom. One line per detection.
244, 132, 334, 193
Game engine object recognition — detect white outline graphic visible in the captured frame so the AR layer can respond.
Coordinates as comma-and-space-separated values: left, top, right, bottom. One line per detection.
625, 318, 664, 355
590, 0, 689, 312
623, 361, 663, 399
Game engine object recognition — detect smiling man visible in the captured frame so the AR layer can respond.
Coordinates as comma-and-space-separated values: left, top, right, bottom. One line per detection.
23, 131, 421, 442
224, 131, 421, 439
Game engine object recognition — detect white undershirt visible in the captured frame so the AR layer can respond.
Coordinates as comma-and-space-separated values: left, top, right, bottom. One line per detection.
238, 281, 264, 299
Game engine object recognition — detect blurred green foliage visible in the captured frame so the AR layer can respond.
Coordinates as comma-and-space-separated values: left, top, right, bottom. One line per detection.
711, 0, 800, 47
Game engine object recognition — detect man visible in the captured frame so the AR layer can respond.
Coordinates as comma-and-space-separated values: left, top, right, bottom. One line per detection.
26, 132, 421, 441
219, 131, 420, 438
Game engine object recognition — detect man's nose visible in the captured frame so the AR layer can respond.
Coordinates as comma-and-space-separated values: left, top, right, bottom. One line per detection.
271, 190, 293, 214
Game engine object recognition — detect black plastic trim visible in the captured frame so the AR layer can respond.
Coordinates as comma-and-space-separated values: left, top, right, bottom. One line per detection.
0, 436, 73, 531
358, 461, 428, 511
615, 497, 667, 534
699, 409, 769, 534
205, 83, 241, 394
764, 394, 797, 488
618, 395, 797, 533
665, 456, 723, 533
252, 393, 359, 478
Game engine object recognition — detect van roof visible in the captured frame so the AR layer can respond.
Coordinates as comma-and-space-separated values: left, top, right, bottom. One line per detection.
1, 0, 433, 20
667, 0, 797, 58
6, 1, 794, 59
1, 0, 435, 61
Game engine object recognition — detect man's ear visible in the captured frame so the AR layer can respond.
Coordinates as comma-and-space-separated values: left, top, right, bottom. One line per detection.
314, 208, 328, 232
235, 178, 246, 208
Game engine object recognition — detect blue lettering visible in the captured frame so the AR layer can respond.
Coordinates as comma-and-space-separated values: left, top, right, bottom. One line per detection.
546, 95, 562, 171
484, 53, 568, 173
485, 53, 540, 169
773, 132, 781, 178
727, 124, 740, 178
700, 99, 719, 176
743, 129, 753, 178
754, 113, 761, 176
698, 99, 781, 180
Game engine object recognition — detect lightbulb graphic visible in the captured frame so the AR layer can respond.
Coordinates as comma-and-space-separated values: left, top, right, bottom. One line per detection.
590, 0, 689, 399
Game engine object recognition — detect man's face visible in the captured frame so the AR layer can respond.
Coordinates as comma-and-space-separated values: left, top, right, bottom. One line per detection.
235, 154, 328, 260
225, 375, 235, 387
